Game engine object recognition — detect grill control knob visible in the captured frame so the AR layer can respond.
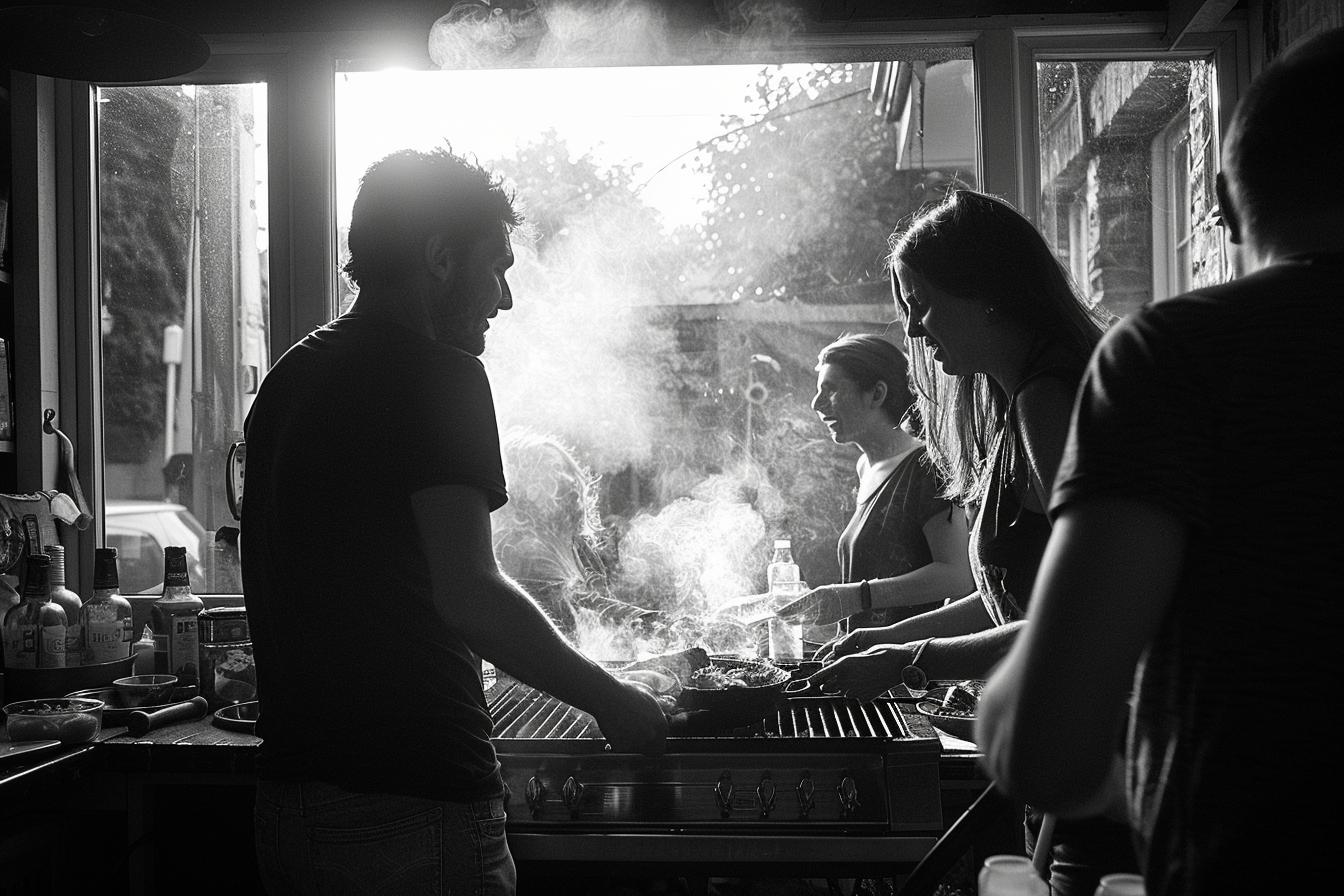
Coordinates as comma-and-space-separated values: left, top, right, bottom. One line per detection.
837, 776, 860, 819
562, 776, 585, 817
714, 771, 736, 819
525, 776, 547, 819
796, 772, 816, 820
757, 773, 777, 819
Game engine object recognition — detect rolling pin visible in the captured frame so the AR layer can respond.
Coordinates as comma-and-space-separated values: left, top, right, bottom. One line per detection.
126, 696, 210, 737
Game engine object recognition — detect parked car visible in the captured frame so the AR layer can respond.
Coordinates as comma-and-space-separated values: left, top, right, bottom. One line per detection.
105, 500, 209, 595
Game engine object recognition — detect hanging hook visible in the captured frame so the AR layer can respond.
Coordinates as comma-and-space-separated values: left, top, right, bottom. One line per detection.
42, 409, 94, 530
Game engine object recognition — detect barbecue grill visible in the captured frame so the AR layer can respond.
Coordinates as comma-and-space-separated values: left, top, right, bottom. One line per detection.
489, 673, 956, 876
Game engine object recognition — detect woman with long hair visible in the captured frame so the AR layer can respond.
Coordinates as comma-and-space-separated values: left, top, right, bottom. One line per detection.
775, 333, 974, 633
798, 190, 1135, 895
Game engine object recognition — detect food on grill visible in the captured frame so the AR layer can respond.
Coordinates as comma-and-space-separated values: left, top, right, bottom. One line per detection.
936, 680, 985, 715
685, 662, 784, 690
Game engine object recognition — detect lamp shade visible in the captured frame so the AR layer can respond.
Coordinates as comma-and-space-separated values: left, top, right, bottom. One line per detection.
0, 5, 210, 82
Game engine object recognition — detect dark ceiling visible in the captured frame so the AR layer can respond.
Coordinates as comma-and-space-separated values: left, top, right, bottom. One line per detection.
4, 1, 1182, 37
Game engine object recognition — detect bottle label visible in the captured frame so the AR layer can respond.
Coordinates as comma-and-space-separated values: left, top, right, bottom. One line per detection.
40, 625, 67, 668
3, 624, 38, 668
167, 616, 200, 684
86, 618, 132, 663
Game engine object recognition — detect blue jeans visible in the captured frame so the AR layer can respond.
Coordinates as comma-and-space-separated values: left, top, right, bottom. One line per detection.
254, 780, 516, 896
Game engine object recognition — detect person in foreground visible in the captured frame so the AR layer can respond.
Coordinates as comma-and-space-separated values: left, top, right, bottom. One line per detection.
977, 28, 1344, 896
803, 190, 1137, 894
777, 333, 974, 633
242, 147, 667, 896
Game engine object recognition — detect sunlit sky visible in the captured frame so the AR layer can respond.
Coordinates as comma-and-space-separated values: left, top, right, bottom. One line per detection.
334, 64, 813, 232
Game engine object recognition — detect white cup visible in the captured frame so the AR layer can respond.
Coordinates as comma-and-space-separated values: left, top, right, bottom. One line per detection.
978, 855, 1049, 896
1094, 873, 1146, 896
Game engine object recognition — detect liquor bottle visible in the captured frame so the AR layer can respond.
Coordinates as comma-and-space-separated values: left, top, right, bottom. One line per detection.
45, 545, 83, 666
151, 546, 204, 685
2, 553, 67, 668
766, 539, 804, 662
81, 547, 134, 664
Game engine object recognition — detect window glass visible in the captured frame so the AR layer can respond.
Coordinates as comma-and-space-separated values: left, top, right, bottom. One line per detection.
97, 83, 268, 594
1036, 58, 1225, 316
335, 59, 976, 652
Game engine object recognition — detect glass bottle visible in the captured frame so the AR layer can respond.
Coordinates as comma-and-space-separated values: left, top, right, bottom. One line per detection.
81, 547, 134, 664
2, 554, 67, 669
767, 539, 804, 662
45, 545, 84, 667
151, 546, 204, 685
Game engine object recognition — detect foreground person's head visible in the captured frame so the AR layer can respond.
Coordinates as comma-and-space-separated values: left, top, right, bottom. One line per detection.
343, 147, 523, 353
1218, 27, 1344, 263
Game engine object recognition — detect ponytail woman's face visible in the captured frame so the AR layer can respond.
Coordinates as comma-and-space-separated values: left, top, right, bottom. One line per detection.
894, 261, 994, 378
812, 363, 885, 447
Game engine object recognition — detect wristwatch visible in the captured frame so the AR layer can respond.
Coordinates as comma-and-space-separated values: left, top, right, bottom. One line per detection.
900, 638, 934, 698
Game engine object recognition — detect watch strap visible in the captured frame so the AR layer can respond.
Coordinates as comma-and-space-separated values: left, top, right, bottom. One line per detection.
900, 638, 934, 698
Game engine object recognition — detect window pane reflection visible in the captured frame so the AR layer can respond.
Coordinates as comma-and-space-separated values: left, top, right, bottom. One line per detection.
1036, 58, 1226, 316
97, 83, 268, 594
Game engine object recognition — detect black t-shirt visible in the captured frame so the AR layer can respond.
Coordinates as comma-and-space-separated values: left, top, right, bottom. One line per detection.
838, 446, 951, 630
1052, 256, 1344, 895
242, 313, 508, 802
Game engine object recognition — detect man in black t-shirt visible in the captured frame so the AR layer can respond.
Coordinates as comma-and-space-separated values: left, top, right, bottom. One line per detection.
243, 148, 667, 896
978, 29, 1343, 896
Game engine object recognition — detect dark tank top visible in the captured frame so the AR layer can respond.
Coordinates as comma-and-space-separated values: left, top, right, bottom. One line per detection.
969, 365, 1080, 625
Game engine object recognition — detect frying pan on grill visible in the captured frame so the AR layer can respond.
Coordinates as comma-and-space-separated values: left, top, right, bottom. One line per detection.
671, 655, 791, 731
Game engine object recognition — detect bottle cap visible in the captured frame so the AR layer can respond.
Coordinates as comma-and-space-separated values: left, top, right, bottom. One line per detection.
46, 544, 67, 585
162, 545, 191, 589
773, 539, 790, 548
94, 547, 120, 590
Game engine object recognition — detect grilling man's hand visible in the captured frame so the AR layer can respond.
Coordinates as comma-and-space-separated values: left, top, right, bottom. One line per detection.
595, 679, 670, 756
804, 645, 908, 703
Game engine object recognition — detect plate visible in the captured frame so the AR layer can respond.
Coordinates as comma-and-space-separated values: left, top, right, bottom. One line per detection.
0, 739, 64, 764
212, 701, 259, 733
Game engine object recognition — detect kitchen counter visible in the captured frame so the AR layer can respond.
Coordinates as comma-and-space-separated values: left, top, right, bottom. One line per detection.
2, 710, 997, 896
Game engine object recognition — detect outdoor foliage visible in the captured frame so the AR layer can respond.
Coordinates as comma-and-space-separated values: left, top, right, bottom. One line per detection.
98, 86, 193, 464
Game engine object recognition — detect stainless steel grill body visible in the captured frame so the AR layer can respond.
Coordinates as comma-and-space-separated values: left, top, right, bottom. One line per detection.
489, 680, 944, 835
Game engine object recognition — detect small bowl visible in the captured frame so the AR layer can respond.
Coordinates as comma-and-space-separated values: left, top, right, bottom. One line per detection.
113, 675, 179, 708
4, 697, 105, 744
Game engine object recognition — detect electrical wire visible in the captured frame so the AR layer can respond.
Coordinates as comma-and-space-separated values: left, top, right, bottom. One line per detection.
633, 86, 869, 195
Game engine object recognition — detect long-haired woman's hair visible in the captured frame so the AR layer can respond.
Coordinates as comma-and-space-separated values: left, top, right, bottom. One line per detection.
888, 190, 1111, 503
816, 333, 915, 428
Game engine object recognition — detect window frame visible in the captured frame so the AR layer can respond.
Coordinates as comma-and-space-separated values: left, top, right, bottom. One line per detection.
45, 17, 1249, 598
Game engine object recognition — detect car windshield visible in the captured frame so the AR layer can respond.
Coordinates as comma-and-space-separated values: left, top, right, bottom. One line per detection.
106, 504, 209, 595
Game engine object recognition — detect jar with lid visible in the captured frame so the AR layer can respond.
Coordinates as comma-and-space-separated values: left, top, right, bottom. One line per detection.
198, 606, 255, 711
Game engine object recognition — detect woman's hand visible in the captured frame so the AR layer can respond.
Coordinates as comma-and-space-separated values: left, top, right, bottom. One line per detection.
815, 621, 907, 663
802, 644, 912, 703
775, 583, 863, 626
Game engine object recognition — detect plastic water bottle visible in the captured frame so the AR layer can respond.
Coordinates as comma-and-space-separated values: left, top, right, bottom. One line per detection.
767, 539, 803, 662
979, 855, 1049, 896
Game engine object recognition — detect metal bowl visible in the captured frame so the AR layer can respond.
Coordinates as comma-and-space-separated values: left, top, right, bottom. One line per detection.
917, 700, 976, 741
1, 654, 136, 704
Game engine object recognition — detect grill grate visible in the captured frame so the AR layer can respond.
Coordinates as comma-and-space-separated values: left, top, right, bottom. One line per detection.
490, 683, 916, 741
